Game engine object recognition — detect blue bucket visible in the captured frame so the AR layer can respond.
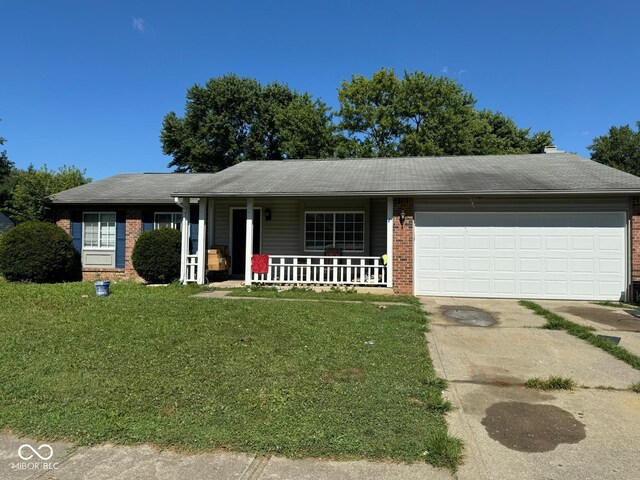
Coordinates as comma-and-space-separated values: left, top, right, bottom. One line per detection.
95, 280, 111, 297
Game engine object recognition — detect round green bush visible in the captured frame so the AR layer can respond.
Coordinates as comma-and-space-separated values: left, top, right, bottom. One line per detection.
131, 228, 182, 284
0, 221, 81, 283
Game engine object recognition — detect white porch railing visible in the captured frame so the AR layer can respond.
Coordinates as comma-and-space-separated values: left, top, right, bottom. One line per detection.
186, 254, 198, 283
251, 255, 387, 286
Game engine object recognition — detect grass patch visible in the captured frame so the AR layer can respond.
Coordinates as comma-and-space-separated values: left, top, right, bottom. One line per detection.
227, 285, 418, 304
631, 383, 640, 393
593, 300, 637, 309
525, 376, 576, 390
519, 300, 640, 371
0, 281, 461, 469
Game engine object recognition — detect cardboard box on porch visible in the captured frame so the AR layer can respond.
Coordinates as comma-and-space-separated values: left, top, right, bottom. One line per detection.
207, 248, 231, 271
208, 245, 228, 256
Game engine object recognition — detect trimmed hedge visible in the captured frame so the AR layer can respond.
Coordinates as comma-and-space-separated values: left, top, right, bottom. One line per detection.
131, 228, 182, 284
0, 221, 81, 283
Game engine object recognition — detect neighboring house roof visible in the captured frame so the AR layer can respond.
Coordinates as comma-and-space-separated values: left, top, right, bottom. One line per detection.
48, 173, 212, 204
0, 211, 14, 232
49, 153, 640, 205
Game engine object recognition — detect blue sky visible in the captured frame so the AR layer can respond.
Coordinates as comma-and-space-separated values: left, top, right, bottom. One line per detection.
1, 0, 639, 180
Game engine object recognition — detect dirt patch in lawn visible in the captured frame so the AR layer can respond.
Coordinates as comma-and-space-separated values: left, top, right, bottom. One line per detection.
560, 306, 640, 332
481, 402, 586, 452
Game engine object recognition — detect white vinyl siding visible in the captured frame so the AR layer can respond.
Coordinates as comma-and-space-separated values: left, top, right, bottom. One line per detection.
83, 212, 116, 249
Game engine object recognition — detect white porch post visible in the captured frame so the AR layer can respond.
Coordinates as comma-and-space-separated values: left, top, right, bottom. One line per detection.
386, 196, 393, 288
197, 198, 207, 285
245, 198, 254, 286
175, 197, 190, 284
207, 198, 215, 248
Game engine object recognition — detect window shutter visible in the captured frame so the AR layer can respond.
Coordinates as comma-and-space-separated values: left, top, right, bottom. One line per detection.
190, 206, 199, 254
115, 210, 126, 268
70, 210, 82, 254
142, 209, 154, 232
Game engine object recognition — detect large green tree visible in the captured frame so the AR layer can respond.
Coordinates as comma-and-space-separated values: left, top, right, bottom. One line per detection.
6, 165, 91, 223
589, 121, 640, 176
338, 68, 552, 158
161, 74, 336, 172
0, 127, 16, 211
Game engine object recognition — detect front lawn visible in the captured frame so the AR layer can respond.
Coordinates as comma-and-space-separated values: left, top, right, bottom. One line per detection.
0, 282, 461, 469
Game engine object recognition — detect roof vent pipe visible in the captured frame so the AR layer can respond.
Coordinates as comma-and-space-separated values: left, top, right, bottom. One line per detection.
543, 145, 564, 154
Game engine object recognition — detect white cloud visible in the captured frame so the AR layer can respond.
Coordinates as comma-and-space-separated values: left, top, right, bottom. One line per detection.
580, 130, 590, 136
132, 17, 146, 33
441, 66, 448, 74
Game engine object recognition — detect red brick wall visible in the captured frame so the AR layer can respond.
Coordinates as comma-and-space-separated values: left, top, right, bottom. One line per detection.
53, 209, 71, 234
392, 197, 414, 295
632, 197, 640, 301
51, 206, 143, 282
124, 209, 142, 281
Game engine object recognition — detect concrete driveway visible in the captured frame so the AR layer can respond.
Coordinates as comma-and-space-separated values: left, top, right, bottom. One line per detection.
538, 300, 640, 357
422, 297, 640, 480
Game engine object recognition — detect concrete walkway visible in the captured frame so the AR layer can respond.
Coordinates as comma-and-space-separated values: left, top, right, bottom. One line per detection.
422, 297, 640, 480
0, 433, 451, 480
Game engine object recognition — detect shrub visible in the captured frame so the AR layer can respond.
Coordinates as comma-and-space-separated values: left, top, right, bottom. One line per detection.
0, 221, 81, 283
131, 228, 182, 284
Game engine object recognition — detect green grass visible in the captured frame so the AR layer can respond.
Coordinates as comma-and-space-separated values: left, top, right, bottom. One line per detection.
519, 300, 640, 371
593, 300, 638, 309
227, 285, 419, 304
0, 281, 461, 469
525, 376, 576, 390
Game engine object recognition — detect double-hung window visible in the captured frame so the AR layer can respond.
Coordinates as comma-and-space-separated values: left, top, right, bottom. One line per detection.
83, 212, 116, 249
154, 212, 182, 230
305, 212, 364, 252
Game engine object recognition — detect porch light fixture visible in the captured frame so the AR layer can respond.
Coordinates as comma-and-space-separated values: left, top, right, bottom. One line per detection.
265, 208, 272, 221
399, 210, 406, 225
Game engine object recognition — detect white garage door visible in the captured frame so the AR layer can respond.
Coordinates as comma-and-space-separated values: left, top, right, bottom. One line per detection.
414, 212, 627, 300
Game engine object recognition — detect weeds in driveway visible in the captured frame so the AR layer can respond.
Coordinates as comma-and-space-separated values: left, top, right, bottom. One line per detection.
631, 383, 640, 393
593, 300, 638, 309
0, 281, 461, 470
519, 300, 640, 371
525, 376, 576, 390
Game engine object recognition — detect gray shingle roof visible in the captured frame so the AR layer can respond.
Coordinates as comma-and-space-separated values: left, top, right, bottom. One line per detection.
49, 153, 640, 204
173, 153, 640, 197
49, 173, 212, 204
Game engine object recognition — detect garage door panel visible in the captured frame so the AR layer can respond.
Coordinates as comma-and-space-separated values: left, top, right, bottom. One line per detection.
414, 212, 626, 300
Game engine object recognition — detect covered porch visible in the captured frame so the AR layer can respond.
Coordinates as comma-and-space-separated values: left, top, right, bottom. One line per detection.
175, 196, 394, 288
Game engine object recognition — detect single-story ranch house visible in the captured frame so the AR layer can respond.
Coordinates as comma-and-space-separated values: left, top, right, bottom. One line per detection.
49, 150, 640, 301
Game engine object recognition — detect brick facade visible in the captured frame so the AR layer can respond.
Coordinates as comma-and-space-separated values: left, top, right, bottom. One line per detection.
632, 197, 640, 301
392, 197, 414, 295
54, 209, 71, 235
53, 207, 143, 282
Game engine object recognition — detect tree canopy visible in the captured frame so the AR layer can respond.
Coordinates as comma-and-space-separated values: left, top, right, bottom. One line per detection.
338, 69, 552, 157
162, 69, 553, 171
589, 121, 640, 176
161, 75, 335, 172
4, 165, 91, 223
0, 125, 15, 208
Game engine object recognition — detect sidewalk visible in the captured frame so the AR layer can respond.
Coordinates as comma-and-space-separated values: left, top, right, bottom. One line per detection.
0, 433, 452, 480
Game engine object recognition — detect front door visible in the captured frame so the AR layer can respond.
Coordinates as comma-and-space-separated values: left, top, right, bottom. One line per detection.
231, 208, 261, 275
